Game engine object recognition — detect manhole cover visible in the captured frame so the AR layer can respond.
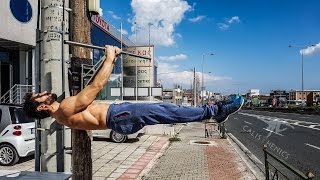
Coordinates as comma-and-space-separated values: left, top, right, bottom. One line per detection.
193, 141, 211, 144
189, 140, 217, 146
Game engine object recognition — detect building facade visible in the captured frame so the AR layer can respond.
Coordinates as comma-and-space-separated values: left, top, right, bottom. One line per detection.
0, 0, 38, 100
289, 90, 320, 106
0, 3, 158, 102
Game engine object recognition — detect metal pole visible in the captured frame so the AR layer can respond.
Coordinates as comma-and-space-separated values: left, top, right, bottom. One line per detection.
149, 23, 152, 101
135, 22, 138, 101
64, 40, 151, 60
193, 67, 196, 107
264, 145, 270, 180
201, 54, 204, 106
301, 52, 304, 105
120, 22, 123, 101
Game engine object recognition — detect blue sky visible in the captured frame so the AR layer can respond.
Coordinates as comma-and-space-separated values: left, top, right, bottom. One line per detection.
100, 0, 320, 95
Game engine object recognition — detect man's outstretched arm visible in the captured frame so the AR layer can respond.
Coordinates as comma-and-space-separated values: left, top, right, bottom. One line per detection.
61, 46, 121, 114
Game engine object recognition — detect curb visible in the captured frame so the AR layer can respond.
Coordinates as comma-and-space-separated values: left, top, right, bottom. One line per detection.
227, 133, 265, 180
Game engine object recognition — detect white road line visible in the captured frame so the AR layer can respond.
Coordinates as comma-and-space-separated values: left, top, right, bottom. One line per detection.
263, 128, 284, 136
239, 112, 320, 131
300, 117, 311, 119
305, 143, 320, 151
244, 121, 252, 125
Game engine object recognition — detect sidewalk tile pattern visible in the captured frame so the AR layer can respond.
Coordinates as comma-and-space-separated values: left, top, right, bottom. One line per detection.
142, 122, 256, 180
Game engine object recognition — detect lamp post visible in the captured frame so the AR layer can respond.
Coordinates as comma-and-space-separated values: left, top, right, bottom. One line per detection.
289, 44, 316, 105
202, 53, 214, 105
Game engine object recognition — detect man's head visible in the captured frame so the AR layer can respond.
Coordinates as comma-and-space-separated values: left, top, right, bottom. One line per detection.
23, 91, 58, 119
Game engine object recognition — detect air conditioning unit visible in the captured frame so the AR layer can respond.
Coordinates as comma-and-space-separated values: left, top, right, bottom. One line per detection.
88, 0, 100, 15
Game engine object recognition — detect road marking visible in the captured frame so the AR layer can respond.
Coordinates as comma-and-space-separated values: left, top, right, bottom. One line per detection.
239, 112, 320, 131
244, 121, 252, 125
263, 128, 284, 136
305, 143, 320, 151
300, 117, 311, 119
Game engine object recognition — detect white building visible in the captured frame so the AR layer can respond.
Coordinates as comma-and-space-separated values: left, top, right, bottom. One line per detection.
248, 89, 260, 97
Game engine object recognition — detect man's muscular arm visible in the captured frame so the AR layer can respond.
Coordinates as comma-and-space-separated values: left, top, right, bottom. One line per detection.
61, 46, 121, 115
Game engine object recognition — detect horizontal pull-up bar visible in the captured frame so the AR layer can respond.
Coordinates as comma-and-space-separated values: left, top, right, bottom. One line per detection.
64, 40, 151, 60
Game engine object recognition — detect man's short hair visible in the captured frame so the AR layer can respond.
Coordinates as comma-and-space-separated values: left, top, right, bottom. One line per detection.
23, 93, 50, 119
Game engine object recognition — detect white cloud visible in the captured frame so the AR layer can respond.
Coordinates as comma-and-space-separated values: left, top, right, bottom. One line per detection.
218, 23, 229, 30
108, 11, 121, 20
99, 8, 103, 16
300, 43, 320, 56
228, 16, 240, 24
118, 28, 129, 36
189, 15, 205, 23
218, 16, 240, 30
158, 54, 188, 61
129, 0, 191, 47
157, 62, 232, 88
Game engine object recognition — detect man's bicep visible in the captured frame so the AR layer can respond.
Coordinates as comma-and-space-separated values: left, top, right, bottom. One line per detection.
76, 84, 100, 103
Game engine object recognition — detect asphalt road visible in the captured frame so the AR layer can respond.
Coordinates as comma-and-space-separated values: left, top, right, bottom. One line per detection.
226, 110, 320, 179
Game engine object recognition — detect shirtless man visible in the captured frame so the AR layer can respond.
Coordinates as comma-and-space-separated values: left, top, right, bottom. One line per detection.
23, 46, 244, 135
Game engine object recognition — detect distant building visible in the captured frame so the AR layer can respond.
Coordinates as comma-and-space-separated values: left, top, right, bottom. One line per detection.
270, 90, 289, 107
162, 88, 184, 105
259, 95, 272, 107
289, 90, 320, 106
248, 89, 260, 97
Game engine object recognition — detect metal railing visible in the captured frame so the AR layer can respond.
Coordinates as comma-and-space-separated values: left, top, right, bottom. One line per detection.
0, 84, 35, 104
204, 120, 226, 139
264, 145, 315, 180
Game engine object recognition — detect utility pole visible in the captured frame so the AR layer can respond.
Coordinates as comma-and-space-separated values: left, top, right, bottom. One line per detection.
70, 0, 92, 179
40, 0, 71, 172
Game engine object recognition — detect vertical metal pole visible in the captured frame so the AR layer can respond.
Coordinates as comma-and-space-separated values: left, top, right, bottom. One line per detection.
264, 145, 270, 180
301, 52, 304, 105
193, 67, 196, 107
149, 23, 151, 101
57, 0, 65, 172
120, 22, 123, 101
35, 119, 41, 171
201, 54, 204, 106
135, 22, 138, 101
31, 49, 36, 90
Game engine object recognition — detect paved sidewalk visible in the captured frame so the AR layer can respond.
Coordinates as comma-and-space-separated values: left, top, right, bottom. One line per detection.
0, 123, 258, 180
141, 122, 257, 180
0, 134, 170, 180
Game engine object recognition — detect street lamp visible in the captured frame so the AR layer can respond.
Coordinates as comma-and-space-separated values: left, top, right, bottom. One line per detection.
202, 53, 214, 105
289, 44, 316, 105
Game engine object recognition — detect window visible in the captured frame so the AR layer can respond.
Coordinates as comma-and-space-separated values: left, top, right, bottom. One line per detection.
15, 108, 34, 123
9, 107, 34, 124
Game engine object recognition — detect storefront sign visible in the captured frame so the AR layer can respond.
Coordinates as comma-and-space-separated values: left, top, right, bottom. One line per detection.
123, 46, 154, 67
91, 15, 110, 32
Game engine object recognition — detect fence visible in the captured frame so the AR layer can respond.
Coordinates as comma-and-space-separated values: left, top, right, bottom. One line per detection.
264, 145, 315, 180
0, 84, 35, 104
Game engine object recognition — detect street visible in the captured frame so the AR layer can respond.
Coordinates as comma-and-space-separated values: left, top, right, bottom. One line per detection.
226, 110, 320, 178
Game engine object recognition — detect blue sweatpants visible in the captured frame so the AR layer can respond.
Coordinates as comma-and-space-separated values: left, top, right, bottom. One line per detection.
106, 102, 218, 135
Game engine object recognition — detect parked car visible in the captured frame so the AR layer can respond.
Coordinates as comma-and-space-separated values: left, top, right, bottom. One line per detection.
92, 127, 145, 143
0, 104, 35, 166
